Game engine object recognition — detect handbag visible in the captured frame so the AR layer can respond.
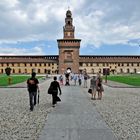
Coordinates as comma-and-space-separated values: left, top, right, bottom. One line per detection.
48, 85, 58, 94
88, 88, 92, 94
48, 85, 53, 94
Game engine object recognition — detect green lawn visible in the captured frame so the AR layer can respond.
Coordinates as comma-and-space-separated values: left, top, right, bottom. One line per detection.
0, 75, 43, 86
104, 74, 140, 86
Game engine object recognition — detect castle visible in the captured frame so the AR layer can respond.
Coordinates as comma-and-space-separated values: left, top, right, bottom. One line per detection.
0, 10, 140, 75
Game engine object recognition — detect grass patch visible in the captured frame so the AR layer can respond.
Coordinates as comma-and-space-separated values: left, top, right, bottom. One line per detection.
0, 75, 43, 86
104, 74, 140, 86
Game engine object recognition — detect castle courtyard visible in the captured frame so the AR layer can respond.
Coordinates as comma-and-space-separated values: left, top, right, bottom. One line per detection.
0, 77, 140, 140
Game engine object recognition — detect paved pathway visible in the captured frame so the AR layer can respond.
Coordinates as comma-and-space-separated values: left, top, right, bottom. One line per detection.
38, 84, 117, 140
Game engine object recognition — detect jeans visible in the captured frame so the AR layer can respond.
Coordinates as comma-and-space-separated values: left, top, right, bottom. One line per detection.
84, 80, 87, 88
29, 91, 37, 110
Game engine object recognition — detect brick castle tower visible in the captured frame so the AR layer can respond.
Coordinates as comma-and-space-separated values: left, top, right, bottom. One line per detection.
57, 9, 81, 74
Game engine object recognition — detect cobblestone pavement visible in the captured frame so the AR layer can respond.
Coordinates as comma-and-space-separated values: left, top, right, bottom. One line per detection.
84, 80, 140, 140
38, 80, 117, 140
1, 78, 140, 140
0, 78, 53, 140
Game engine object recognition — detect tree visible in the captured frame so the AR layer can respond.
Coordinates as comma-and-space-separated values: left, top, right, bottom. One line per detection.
5, 67, 12, 85
5, 67, 11, 76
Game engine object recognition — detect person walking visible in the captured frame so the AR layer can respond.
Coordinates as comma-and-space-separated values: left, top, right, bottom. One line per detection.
78, 74, 82, 86
65, 72, 70, 86
73, 73, 77, 86
59, 75, 64, 85
90, 76, 97, 100
49, 76, 62, 107
27, 72, 39, 111
96, 74, 104, 100
83, 73, 88, 88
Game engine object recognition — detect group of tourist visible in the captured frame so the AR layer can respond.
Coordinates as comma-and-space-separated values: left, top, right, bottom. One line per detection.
26, 72, 104, 111
58, 72, 89, 87
58, 72, 104, 100
90, 74, 104, 100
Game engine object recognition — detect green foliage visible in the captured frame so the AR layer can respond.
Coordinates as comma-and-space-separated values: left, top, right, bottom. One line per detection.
0, 75, 43, 86
104, 74, 140, 86
5, 67, 11, 76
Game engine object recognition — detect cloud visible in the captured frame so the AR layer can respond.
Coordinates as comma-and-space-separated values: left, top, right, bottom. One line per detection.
0, 0, 140, 49
0, 0, 67, 43
0, 46, 45, 55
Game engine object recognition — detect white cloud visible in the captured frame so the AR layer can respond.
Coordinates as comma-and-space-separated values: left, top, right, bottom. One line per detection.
0, 46, 44, 55
0, 0, 140, 49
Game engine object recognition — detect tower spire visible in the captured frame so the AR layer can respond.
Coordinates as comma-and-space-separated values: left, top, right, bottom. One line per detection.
63, 9, 75, 39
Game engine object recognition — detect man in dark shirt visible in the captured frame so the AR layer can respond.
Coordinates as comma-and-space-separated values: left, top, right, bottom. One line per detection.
49, 76, 62, 107
65, 73, 70, 86
27, 72, 39, 111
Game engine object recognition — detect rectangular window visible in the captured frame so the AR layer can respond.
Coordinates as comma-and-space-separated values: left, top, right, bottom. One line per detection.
79, 63, 82, 66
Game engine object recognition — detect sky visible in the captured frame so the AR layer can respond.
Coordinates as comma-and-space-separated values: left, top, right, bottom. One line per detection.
0, 0, 140, 55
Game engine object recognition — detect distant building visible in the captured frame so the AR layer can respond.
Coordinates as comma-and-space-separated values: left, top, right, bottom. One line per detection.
0, 9, 140, 75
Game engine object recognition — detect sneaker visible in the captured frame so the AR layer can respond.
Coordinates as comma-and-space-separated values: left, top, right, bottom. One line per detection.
30, 108, 33, 111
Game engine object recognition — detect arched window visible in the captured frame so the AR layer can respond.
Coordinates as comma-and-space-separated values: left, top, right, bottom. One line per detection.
32, 69, 35, 73
134, 68, 137, 73
91, 68, 94, 74
120, 68, 123, 73
127, 69, 130, 73
48, 70, 51, 74
99, 68, 101, 73
38, 69, 40, 73
25, 69, 27, 73
13, 69, 15, 73
68, 21, 70, 25
44, 69, 47, 73
19, 69, 21, 73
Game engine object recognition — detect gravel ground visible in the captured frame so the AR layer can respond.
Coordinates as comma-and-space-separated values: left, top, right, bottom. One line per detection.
92, 85, 140, 140
0, 79, 53, 140
1, 78, 140, 140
